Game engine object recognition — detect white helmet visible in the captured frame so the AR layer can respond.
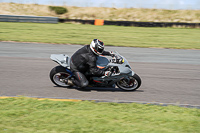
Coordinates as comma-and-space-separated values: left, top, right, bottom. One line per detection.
90, 39, 104, 55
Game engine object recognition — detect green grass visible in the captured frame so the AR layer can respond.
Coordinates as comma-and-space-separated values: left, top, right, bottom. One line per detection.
0, 22, 200, 49
1, 3, 200, 23
0, 97, 199, 133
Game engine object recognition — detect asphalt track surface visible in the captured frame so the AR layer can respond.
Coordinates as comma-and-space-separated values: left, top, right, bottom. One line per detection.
0, 42, 200, 107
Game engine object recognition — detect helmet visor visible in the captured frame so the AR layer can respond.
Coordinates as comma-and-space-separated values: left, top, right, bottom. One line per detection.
98, 47, 104, 54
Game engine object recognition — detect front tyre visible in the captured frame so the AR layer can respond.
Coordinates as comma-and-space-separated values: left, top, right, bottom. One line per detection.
50, 66, 72, 87
116, 73, 141, 91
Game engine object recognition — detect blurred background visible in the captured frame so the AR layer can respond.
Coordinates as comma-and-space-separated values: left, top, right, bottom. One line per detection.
1, 0, 200, 23
1, 0, 200, 10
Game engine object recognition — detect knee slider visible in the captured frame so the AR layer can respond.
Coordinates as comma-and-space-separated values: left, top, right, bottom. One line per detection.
80, 80, 89, 88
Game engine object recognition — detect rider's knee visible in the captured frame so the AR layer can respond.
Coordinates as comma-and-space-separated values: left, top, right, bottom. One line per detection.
80, 80, 89, 88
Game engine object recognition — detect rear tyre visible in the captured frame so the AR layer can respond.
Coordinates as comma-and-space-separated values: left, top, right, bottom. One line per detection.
50, 66, 72, 87
116, 73, 141, 91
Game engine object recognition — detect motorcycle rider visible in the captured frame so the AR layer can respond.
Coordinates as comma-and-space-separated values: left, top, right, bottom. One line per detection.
69, 39, 115, 88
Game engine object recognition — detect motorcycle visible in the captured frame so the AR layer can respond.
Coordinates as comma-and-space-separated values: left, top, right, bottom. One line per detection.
49, 51, 141, 91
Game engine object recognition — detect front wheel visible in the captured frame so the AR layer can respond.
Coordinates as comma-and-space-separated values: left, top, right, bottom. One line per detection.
50, 66, 72, 87
116, 73, 141, 91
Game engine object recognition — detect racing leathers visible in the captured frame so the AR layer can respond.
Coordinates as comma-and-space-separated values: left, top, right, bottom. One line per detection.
70, 45, 112, 88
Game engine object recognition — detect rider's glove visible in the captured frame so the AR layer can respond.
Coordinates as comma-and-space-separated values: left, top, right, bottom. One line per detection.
110, 51, 115, 57
118, 58, 123, 64
105, 71, 112, 77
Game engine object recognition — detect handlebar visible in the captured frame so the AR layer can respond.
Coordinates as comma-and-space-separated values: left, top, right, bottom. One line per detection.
110, 55, 124, 64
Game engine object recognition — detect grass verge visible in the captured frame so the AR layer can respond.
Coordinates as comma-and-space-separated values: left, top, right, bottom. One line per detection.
1, 3, 200, 23
0, 97, 199, 133
0, 22, 200, 49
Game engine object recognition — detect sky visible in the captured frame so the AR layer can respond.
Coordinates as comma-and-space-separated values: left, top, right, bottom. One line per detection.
1, 0, 200, 10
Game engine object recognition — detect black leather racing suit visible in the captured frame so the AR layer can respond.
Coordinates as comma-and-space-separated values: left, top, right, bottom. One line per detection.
70, 45, 111, 88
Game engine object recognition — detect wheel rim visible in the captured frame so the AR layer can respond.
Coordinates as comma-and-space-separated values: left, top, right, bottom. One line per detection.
117, 76, 138, 90
53, 72, 70, 87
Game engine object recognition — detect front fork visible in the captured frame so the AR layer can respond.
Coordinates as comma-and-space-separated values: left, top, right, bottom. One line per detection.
120, 71, 135, 85
131, 71, 135, 76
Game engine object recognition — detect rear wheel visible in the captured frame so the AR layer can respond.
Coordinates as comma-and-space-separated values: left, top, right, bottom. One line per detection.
116, 73, 141, 91
50, 66, 72, 87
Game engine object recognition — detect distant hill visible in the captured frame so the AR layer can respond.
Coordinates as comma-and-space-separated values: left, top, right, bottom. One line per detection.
1, 3, 200, 23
